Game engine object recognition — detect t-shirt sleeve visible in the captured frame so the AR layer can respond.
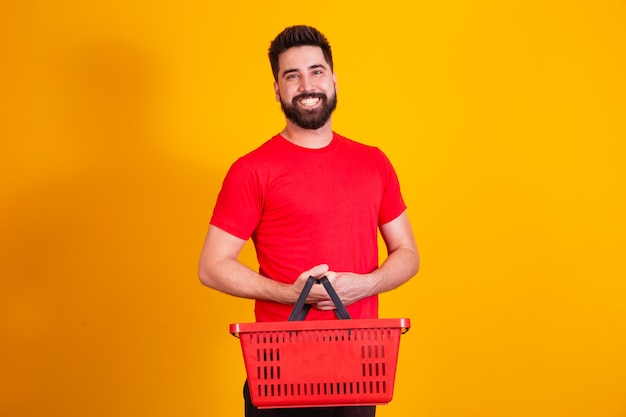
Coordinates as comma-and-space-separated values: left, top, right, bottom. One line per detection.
210, 157, 262, 240
377, 151, 407, 226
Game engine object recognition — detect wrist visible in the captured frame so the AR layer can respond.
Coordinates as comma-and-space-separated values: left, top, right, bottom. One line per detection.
363, 271, 381, 298
270, 281, 296, 305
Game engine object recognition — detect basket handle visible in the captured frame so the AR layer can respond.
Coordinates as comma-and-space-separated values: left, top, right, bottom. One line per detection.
319, 276, 351, 320
287, 276, 316, 321
287, 276, 352, 321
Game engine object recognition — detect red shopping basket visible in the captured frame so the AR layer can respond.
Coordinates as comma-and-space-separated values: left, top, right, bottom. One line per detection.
230, 276, 410, 409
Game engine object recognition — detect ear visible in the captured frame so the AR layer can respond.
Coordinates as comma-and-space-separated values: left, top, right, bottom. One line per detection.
274, 81, 281, 102
333, 72, 338, 92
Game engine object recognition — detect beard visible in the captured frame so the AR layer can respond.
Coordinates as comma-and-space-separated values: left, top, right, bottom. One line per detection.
280, 91, 337, 130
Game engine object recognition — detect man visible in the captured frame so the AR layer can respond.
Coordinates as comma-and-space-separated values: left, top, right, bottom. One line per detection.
198, 25, 419, 417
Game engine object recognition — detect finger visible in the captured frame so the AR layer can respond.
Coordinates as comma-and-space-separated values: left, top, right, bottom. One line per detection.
323, 270, 337, 283
314, 301, 336, 311
306, 285, 331, 302
302, 263, 329, 279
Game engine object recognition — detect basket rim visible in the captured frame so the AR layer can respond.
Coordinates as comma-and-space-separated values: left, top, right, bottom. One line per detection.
230, 317, 410, 336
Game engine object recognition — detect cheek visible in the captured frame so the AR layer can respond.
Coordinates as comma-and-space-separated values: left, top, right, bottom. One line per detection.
276, 86, 296, 103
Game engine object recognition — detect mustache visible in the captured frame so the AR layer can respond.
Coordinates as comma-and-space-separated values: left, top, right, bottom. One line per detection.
291, 92, 327, 106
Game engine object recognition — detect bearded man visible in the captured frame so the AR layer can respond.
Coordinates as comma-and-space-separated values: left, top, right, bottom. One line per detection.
198, 25, 420, 417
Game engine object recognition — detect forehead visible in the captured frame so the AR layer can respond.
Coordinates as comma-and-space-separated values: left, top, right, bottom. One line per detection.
277, 45, 329, 73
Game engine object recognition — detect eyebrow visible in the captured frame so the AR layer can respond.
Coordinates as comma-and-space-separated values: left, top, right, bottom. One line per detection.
281, 63, 328, 78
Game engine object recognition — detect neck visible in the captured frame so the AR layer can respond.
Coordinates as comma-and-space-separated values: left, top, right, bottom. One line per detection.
280, 120, 334, 149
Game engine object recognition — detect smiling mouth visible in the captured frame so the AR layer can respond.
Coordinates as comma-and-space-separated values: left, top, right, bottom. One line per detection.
293, 93, 325, 108
299, 97, 320, 107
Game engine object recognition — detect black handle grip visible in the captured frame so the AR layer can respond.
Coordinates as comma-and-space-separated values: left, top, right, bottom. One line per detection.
287, 276, 316, 321
319, 276, 351, 320
287, 276, 352, 321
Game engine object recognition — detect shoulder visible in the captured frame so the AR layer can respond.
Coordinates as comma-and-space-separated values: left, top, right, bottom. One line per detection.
236, 134, 291, 166
333, 132, 392, 162
224, 136, 283, 177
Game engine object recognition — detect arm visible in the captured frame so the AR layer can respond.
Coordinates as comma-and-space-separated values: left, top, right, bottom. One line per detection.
314, 211, 420, 310
370, 210, 420, 293
198, 225, 331, 304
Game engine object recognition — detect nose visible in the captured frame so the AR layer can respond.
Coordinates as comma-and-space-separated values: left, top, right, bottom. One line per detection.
297, 74, 315, 92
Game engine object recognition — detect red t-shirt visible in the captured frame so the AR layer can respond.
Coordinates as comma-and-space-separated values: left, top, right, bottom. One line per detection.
210, 132, 407, 321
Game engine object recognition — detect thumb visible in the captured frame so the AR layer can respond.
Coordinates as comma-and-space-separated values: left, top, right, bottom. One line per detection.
301, 264, 329, 280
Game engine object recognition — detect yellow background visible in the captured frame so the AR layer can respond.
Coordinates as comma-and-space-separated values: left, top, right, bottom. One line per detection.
2, 1, 625, 416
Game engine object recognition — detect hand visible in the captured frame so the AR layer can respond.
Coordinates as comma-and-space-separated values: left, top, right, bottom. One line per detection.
288, 264, 332, 304
313, 271, 373, 310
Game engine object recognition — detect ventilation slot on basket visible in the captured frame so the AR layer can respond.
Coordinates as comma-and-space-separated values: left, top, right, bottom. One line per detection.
361, 343, 387, 378
255, 380, 389, 398
256, 365, 281, 380
255, 346, 282, 383
256, 347, 280, 362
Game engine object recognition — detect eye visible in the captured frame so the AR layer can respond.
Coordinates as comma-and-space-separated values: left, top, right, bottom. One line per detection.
285, 73, 299, 80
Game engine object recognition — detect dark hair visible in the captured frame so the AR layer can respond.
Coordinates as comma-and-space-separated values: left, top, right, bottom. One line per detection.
268, 25, 334, 82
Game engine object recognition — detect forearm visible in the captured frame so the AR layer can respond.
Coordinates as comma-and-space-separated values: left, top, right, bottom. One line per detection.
198, 225, 293, 303
198, 225, 331, 305
365, 211, 420, 296
199, 257, 291, 303
365, 245, 420, 296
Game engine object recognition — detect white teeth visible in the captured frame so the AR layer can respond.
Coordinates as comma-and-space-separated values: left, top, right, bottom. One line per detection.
300, 97, 319, 107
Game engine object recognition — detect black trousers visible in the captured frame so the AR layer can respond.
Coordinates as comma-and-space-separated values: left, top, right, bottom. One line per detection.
244, 381, 376, 417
